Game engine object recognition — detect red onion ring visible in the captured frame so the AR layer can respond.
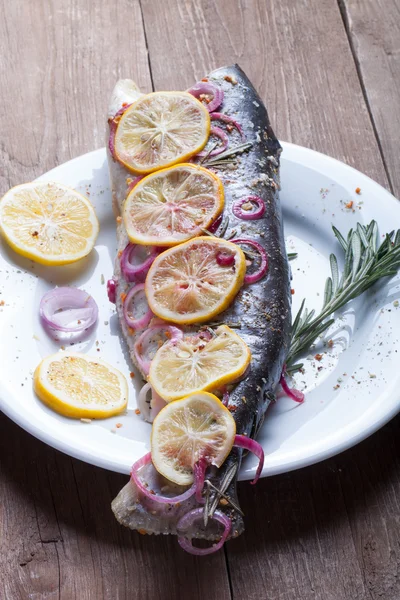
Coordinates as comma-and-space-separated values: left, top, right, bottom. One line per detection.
131, 453, 196, 505
210, 112, 245, 141
120, 243, 158, 282
187, 82, 224, 113
107, 278, 117, 304
216, 250, 235, 267
123, 283, 153, 330
234, 434, 264, 485
40, 287, 98, 333
134, 324, 184, 375
231, 238, 269, 284
108, 104, 132, 160
197, 126, 228, 158
208, 214, 223, 234
127, 176, 143, 193
177, 508, 231, 556
233, 196, 266, 220
279, 373, 305, 403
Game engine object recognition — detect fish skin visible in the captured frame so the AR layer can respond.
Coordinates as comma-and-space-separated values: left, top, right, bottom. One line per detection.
109, 65, 291, 541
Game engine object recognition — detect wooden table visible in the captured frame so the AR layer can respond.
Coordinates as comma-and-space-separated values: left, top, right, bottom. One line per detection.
1, 1, 399, 598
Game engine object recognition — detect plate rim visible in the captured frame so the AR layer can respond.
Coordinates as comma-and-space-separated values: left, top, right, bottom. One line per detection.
1, 141, 399, 479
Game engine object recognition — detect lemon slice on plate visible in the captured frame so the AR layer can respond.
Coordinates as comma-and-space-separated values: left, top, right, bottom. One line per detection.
34, 353, 128, 419
149, 325, 251, 402
114, 91, 210, 174
123, 164, 224, 246
145, 237, 246, 324
0, 182, 99, 265
151, 391, 236, 485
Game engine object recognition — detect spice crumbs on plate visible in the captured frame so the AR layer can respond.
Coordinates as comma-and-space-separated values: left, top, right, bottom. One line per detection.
80, 418, 92, 424
355, 187, 361, 194
135, 408, 141, 415
314, 353, 323, 361
115, 423, 123, 428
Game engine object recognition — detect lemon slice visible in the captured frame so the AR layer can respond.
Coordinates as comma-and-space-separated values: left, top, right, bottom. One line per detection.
34, 353, 128, 419
123, 164, 224, 246
114, 91, 210, 174
145, 237, 246, 324
149, 325, 251, 402
0, 182, 99, 265
151, 391, 236, 485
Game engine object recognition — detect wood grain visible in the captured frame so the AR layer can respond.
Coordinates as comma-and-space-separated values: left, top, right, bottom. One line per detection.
1, 0, 400, 598
141, 0, 389, 189
340, 0, 400, 197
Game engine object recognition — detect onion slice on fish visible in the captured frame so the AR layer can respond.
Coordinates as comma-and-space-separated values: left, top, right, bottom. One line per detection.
233, 196, 266, 220
131, 453, 196, 505
210, 112, 245, 141
120, 243, 158, 282
234, 434, 264, 485
197, 126, 228, 158
134, 323, 184, 375
108, 104, 132, 160
231, 238, 269, 284
193, 458, 207, 503
123, 283, 153, 330
107, 278, 117, 304
177, 508, 231, 555
187, 82, 224, 113
40, 287, 98, 333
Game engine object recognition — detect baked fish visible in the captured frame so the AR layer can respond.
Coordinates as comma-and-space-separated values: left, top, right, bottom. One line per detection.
108, 65, 291, 554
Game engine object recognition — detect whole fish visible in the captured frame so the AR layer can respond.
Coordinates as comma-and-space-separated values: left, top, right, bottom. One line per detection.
109, 65, 291, 547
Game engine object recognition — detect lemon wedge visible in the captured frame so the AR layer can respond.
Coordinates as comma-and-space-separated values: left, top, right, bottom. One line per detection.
114, 91, 210, 174
151, 391, 236, 485
149, 325, 251, 402
34, 353, 128, 419
123, 164, 224, 246
0, 182, 99, 265
145, 237, 246, 324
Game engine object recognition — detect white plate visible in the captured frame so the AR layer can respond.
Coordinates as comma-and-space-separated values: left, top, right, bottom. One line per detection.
1, 143, 399, 481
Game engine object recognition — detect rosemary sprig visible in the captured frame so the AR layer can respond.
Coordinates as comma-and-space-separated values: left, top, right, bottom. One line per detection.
287, 220, 400, 370
203, 142, 252, 167
288, 252, 298, 260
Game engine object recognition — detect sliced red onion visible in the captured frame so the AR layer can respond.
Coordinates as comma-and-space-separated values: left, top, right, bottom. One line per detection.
216, 250, 235, 267
197, 126, 228, 158
279, 373, 305, 403
210, 112, 245, 141
123, 283, 153, 330
208, 214, 223, 234
137, 382, 152, 420
127, 176, 143, 193
193, 459, 207, 503
231, 238, 269, 284
233, 196, 266, 220
177, 508, 231, 556
187, 82, 224, 113
234, 434, 264, 485
131, 453, 196, 505
40, 287, 98, 333
121, 243, 158, 282
108, 104, 132, 160
107, 278, 117, 304
134, 324, 184, 375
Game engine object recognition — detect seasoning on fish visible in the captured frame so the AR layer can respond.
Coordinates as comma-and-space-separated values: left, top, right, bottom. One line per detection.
107, 65, 291, 553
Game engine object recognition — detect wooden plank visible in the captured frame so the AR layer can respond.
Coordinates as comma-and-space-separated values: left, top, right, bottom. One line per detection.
141, 0, 389, 189
0, 1, 232, 598
339, 0, 400, 197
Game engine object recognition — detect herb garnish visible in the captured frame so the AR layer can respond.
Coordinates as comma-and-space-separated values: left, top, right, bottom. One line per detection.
286, 220, 400, 373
